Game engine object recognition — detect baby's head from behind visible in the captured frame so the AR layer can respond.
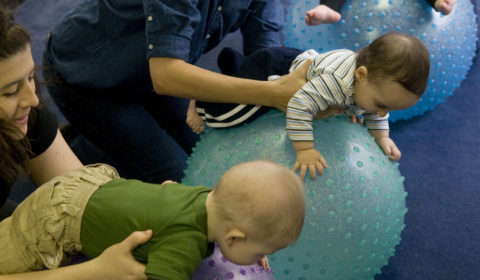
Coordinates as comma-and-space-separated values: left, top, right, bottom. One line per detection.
209, 160, 305, 266
354, 32, 430, 116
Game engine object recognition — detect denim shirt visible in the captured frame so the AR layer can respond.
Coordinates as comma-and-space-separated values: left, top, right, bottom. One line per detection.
47, 0, 284, 89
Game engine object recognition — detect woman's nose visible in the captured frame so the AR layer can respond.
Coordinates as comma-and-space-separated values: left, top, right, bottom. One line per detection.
19, 79, 39, 108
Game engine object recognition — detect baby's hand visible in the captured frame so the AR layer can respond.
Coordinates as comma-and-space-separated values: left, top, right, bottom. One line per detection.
293, 148, 328, 180
375, 137, 401, 161
348, 114, 364, 125
258, 256, 271, 270
160, 180, 176, 185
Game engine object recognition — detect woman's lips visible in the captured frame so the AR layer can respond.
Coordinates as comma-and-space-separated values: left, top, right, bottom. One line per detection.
15, 114, 29, 125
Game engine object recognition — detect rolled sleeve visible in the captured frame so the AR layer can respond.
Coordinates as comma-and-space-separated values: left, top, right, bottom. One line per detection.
241, 0, 284, 55
364, 113, 390, 130
144, 0, 201, 61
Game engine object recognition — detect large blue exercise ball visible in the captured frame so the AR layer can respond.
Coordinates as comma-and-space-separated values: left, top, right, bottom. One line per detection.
283, 0, 478, 121
183, 110, 407, 280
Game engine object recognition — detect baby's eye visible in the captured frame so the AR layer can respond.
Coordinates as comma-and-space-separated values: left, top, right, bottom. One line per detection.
376, 103, 387, 109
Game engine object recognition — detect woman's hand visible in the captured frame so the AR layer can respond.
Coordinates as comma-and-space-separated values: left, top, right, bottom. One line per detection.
0, 230, 152, 280
269, 59, 313, 111
88, 230, 153, 280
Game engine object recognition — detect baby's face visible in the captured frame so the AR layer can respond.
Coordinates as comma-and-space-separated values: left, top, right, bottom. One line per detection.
354, 78, 419, 116
218, 236, 289, 266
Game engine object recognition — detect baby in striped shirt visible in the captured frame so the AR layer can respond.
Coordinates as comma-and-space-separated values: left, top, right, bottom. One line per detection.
187, 32, 430, 180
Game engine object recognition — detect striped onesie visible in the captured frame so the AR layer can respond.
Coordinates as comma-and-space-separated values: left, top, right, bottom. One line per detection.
194, 47, 388, 139
286, 49, 389, 141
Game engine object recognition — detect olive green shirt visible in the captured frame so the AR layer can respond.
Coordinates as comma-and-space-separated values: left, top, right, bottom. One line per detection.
80, 178, 214, 279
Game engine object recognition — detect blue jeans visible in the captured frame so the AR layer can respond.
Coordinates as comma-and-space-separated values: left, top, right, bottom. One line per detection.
42, 42, 198, 183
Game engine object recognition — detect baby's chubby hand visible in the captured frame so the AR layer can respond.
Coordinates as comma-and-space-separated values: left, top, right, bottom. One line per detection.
375, 136, 401, 161
291, 140, 327, 180
258, 256, 271, 271
160, 180, 177, 185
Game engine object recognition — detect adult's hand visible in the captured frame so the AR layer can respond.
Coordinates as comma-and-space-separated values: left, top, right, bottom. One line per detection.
269, 59, 313, 112
89, 230, 153, 280
0, 230, 153, 280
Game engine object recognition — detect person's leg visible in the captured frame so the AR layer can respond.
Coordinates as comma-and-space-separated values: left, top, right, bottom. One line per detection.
0, 199, 17, 221
186, 99, 206, 134
43, 57, 191, 183
217, 47, 246, 75
232, 46, 304, 80
140, 91, 200, 153
426, 0, 456, 15
305, 0, 345, 25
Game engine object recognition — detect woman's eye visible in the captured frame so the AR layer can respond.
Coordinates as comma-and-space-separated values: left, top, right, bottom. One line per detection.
2, 88, 19, 97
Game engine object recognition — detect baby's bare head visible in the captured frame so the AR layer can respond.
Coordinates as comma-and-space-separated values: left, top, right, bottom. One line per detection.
212, 160, 305, 244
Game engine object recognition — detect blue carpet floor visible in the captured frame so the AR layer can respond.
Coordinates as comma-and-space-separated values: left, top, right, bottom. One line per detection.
13, 0, 480, 279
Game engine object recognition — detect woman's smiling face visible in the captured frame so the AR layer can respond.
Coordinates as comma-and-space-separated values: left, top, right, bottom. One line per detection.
0, 45, 38, 136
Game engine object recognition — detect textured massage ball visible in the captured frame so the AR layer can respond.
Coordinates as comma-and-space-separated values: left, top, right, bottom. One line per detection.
283, 0, 478, 121
191, 244, 275, 280
183, 110, 407, 280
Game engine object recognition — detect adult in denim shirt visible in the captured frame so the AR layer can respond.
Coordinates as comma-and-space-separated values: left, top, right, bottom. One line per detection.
43, 0, 310, 183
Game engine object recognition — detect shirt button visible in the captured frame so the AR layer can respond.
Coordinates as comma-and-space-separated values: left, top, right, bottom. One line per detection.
148, 16, 153, 21
148, 44, 153, 49
217, 6, 223, 11
205, 34, 211, 39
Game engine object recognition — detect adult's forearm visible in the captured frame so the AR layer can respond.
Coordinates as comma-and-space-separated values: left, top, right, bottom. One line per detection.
0, 262, 97, 280
150, 57, 277, 106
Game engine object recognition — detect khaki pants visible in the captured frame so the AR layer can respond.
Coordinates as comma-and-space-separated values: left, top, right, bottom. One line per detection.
0, 164, 119, 273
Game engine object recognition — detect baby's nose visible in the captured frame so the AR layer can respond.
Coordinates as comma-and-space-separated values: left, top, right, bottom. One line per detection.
378, 111, 388, 117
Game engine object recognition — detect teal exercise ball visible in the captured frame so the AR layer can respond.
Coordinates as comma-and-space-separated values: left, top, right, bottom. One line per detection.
283, 0, 478, 122
183, 110, 407, 280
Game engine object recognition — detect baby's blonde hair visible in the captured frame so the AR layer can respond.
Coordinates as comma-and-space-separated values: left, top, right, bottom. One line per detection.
211, 160, 305, 245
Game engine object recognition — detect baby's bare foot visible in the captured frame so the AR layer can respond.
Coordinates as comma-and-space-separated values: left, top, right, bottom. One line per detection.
305, 5, 341, 26
435, 0, 456, 15
187, 101, 206, 134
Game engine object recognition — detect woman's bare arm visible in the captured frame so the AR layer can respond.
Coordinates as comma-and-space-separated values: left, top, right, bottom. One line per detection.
28, 130, 83, 186
149, 57, 312, 112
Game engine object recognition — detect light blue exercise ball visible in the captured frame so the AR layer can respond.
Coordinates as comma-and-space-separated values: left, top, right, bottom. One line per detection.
183, 110, 407, 280
283, 0, 478, 121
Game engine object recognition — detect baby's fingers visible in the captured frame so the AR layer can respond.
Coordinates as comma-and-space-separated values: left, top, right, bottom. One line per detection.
292, 162, 300, 173
389, 146, 401, 161
300, 165, 308, 181
315, 161, 325, 175
308, 164, 317, 180
319, 156, 328, 168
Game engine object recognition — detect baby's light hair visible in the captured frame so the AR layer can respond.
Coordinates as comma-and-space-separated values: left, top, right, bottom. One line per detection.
211, 160, 305, 245
356, 31, 430, 96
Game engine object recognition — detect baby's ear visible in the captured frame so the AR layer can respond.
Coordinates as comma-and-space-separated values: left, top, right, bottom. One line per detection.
354, 66, 368, 81
225, 228, 246, 246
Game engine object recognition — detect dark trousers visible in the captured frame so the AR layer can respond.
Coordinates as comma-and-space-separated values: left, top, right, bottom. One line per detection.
320, 0, 436, 13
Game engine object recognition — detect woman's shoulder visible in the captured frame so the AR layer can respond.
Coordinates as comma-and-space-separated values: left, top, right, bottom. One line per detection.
27, 106, 59, 157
